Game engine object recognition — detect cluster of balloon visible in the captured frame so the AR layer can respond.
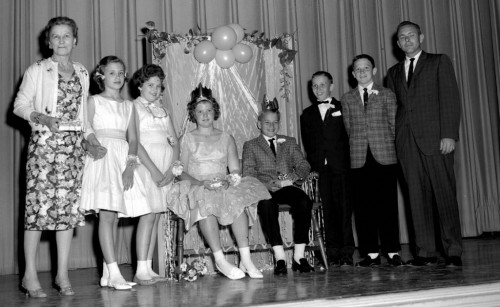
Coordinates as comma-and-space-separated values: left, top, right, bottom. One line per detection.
193, 24, 253, 69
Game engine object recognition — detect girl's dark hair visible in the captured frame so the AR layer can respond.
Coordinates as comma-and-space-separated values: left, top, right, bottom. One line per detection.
130, 64, 166, 99
187, 84, 221, 123
44, 16, 78, 47
93, 56, 127, 92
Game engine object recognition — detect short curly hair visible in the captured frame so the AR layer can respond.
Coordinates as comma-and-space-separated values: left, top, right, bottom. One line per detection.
44, 16, 78, 47
93, 56, 127, 92
130, 64, 166, 99
187, 85, 221, 123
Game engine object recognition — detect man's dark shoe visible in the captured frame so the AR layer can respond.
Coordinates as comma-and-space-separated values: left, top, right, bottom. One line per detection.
291, 258, 314, 273
386, 254, 405, 266
445, 256, 462, 267
274, 260, 288, 275
356, 256, 381, 267
407, 256, 437, 266
340, 256, 354, 266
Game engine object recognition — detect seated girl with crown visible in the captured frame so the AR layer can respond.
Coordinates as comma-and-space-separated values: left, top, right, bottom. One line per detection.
177, 84, 271, 280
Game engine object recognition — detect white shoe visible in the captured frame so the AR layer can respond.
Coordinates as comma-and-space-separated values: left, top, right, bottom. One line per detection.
100, 277, 137, 288
239, 263, 263, 279
107, 277, 132, 290
215, 264, 245, 280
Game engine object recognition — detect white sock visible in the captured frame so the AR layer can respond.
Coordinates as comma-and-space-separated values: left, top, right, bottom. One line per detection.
388, 253, 399, 259
273, 245, 286, 261
368, 253, 379, 259
293, 243, 306, 262
213, 250, 225, 263
239, 246, 257, 270
146, 259, 160, 277
136, 260, 150, 279
107, 262, 124, 281
102, 261, 109, 279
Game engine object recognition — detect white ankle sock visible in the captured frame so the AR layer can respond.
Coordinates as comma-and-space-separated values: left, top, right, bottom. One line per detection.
273, 245, 286, 261
106, 262, 123, 280
368, 253, 379, 259
293, 243, 306, 262
102, 261, 109, 279
136, 260, 149, 278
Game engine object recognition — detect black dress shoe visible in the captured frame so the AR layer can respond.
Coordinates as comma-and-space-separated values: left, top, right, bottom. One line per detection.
340, 256, 354, 266
445, 256, 462, 267
386, 254, 405, 266
356, 256, 381, 267
291, 258, 314, 273
407, 256, 437, 266
274, 260, 288, 275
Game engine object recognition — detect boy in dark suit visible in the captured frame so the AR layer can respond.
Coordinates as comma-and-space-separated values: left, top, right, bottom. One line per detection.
341, 54, 403, 267
300, 71, 354, 266
242, 99, 314, 275
387, 21, 462, 267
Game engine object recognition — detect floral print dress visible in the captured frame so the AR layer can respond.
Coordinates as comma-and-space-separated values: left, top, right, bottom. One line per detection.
24, 72, 86, 230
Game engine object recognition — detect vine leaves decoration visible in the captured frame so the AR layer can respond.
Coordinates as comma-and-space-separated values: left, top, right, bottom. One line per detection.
144, 21, 296, 102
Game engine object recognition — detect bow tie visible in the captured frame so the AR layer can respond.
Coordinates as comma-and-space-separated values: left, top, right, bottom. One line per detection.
317, 100, 331, 105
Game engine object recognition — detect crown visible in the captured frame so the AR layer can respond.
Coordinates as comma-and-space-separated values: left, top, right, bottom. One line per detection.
262, 94, 279, 111
192, 83, 212, 102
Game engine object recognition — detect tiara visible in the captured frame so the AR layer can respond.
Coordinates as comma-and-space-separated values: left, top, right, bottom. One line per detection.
262, 94, 279, 111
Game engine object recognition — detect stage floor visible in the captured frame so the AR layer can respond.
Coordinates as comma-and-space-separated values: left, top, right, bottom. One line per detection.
2, 236, 500, 307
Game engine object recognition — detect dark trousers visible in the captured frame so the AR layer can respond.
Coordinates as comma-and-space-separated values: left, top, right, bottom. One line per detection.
318, 166, 355, 259
257, 186, 312, 246
352, 148, 400, 256
397, 132, 463, 258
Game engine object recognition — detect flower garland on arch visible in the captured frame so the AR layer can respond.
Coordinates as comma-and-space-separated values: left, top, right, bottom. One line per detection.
144, 21, 297, 102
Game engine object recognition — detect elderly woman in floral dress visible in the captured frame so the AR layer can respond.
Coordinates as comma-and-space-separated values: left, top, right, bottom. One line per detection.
13, 16, 104, 297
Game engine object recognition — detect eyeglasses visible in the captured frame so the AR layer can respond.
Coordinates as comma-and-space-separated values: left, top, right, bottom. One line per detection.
312, 84, 328, 90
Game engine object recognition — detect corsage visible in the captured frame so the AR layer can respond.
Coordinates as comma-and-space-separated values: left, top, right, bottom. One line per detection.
171, 160, 184, 177
277, 138, 286, 144
226, 173, 241, 187
126, 154, 140, 168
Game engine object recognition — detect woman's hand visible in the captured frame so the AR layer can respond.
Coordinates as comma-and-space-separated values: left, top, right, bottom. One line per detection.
265, 180, 281, 192
157, 171, 174, 187
86, 144, 107, 160
151, 169, 164, 186
203, 179, 229, 191
45, 116, 61, 133
122, 166, 135, 191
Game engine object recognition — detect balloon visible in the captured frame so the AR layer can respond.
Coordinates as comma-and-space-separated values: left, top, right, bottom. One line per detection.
215, 50, 235, 69
232, 43, 253, 63
193, 40, 216, 63
211, 26, 237, 50
227, 23, 245, 43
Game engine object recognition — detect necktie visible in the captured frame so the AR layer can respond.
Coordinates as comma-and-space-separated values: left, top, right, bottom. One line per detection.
407, 58, 415, 86
269, 138, 277, 156
317, 100, 330, 104
363, 88, 368, 108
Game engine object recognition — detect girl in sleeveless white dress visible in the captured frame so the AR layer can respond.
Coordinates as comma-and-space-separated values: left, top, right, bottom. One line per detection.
130, 64, 189, 284
80, 56, 146, 290
178, 84, 271, 280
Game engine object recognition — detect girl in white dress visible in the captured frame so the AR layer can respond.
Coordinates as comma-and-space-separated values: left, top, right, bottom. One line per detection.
130, 64, 181, 284
80, 56, 148, 290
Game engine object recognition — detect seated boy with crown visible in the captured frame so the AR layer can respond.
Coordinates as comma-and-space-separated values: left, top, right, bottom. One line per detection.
242, 96, 314, 275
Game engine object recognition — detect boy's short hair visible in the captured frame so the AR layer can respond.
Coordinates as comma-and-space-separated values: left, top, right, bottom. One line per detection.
312, 71, 333, 83
397, 21, 422, 35
352, 54, 376, 68
257, 109, 281, 122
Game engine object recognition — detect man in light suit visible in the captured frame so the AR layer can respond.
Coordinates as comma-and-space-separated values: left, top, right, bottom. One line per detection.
387, 21, 462, 267
341, 54, 403, 267
242, 100, 314, 275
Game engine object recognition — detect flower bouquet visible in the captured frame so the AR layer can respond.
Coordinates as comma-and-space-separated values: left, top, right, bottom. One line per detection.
174, 259, 209, 282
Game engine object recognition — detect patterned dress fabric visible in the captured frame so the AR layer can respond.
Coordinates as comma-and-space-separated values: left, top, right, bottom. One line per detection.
182, 131, 271, 226
80, 95, 148, 218
134, 97, 190, 218
24, 73, 85, 230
